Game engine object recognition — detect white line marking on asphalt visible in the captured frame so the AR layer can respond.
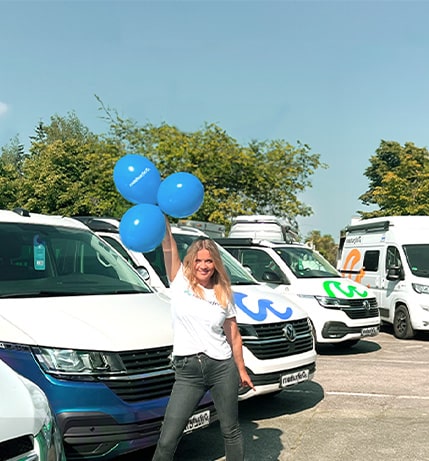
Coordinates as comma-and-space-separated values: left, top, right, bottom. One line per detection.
326, 391, 429, 399
285, 388, 429, 399
318, 358, 429, 365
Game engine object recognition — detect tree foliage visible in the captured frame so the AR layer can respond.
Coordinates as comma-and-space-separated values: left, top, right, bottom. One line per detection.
359, 140, 429, 217
7, 113, 129, 216
304, 230, 338, 266
0, 136, 25, 209
0, 104, 326, 237
1, 135, 25, 171
100, 100, 326, 228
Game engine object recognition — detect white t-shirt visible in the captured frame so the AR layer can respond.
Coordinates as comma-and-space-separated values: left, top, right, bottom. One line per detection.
169, 265, 237, 360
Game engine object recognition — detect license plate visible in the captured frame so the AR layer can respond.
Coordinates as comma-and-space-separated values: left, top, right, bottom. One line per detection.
361, 326, 379, 337
184, 410, 210, 434
281, 369, 309, 388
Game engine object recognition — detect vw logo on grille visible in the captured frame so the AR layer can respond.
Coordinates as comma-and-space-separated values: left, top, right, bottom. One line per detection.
363, 300, 371, 311
283, 323, 297, 342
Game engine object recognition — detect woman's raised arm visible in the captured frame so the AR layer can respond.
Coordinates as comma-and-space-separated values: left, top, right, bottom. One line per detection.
161, 217, 181, 282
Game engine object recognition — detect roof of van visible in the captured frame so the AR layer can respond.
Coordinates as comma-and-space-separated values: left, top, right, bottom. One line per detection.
231, 215, 281, 223
73, 216, 209, 237
73, 216, 120, 232
346, 215, 429, 233
215, 237, 304, 248
0, 208, 88, 230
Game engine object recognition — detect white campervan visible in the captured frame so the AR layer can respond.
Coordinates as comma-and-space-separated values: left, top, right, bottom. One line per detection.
0, 209, 215, 460
338, 216, 429, 339
215, 238, 380, 348
75, 217, 317, 400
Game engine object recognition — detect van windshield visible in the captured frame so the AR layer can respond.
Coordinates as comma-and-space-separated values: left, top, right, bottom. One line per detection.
0, 223, 152, 297
276, 246, 339, 278
403, 244, 429, 277
145, 233, 258, 287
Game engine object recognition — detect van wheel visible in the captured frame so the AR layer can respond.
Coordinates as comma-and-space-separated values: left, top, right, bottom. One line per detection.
393, 305, 415, 339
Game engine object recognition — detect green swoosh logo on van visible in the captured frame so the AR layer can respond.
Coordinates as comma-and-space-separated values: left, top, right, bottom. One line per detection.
323, 280, 368, 298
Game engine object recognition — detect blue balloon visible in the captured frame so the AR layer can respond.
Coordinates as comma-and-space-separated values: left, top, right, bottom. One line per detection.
157, 172, 204, 218
119, 204, 166, 253
113, 154, 161, 204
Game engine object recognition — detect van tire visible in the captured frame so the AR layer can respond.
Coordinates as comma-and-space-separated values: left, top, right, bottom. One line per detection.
393, 305, 415, 339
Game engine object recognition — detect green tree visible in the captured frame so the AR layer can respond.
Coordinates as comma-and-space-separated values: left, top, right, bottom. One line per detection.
304, 230, 338, 266
0, 135, 25, 208
100, 100, 326, 228
1, 135, 25, 170
359, 140, 429, 217
0, 161, 20, 209
16, 114, 128, 216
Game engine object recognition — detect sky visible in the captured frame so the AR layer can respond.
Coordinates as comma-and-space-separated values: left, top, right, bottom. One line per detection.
1, 0, 429, 241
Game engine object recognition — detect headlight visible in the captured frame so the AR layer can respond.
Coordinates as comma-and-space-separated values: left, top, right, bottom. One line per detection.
412, 283, 429, 295
33, 347, 125, 379
314, 296, 347, 309
23, 378, 66, 461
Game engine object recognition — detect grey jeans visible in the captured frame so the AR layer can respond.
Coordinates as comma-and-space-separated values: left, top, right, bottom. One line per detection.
152, 353, 244, 461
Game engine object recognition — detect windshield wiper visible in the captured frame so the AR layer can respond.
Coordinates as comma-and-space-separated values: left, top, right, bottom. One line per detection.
231, 281, 257, 285
0, 288, 149, 298
0, 291, 87, 298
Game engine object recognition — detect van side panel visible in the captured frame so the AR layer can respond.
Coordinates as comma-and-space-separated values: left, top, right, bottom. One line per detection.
339, 216, 429, 336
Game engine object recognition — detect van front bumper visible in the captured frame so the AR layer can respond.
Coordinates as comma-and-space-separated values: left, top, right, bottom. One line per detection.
57, 401, 217, 459
238, 361, 316, 400
321, 321, 380, 341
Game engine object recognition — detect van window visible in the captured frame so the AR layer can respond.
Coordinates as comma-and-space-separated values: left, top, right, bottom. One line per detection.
276, 247, 338, 278
239, 249, 284, 282
386, 246, 401, 271
363, 250, 379, 272
403, 244, 429, 276
0, 223, 151, 296
102, 235, 136, 267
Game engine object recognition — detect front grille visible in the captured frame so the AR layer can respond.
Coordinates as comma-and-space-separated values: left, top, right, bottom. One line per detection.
242, 318, 313, 360
0, 435, 33, 461
341, 298, 379, 319
101, 345, 174, 403
118, 346, 172, 372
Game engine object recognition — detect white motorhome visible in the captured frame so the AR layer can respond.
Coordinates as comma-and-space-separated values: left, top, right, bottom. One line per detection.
229, 215, 298, 243
338, 216, 429, 339
75, 217, 317, 400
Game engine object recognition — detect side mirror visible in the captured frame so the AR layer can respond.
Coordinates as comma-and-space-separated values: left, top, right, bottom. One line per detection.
386, 265, 403, 281
136, 266, 150, 282
261, 270, 282, 283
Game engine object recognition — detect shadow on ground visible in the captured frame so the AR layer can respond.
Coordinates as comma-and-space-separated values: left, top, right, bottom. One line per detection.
174, 381, 324, 461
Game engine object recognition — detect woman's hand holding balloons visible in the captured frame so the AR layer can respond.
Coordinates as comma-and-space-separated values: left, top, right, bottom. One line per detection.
113, 155, 204, 253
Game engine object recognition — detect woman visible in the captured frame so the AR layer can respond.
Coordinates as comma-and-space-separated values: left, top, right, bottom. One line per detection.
152, 219, 254, 461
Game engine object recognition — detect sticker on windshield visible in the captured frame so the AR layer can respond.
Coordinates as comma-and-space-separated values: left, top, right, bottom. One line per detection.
33, 234, 46, 271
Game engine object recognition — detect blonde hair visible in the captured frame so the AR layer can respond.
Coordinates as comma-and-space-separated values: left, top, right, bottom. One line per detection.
183, 238, 233, 308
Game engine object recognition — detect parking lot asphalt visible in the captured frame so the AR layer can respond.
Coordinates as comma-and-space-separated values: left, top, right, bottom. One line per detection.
124, 326, 429, 461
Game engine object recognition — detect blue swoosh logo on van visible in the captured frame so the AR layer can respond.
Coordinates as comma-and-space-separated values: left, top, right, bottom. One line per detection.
233, 292, 293, 321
